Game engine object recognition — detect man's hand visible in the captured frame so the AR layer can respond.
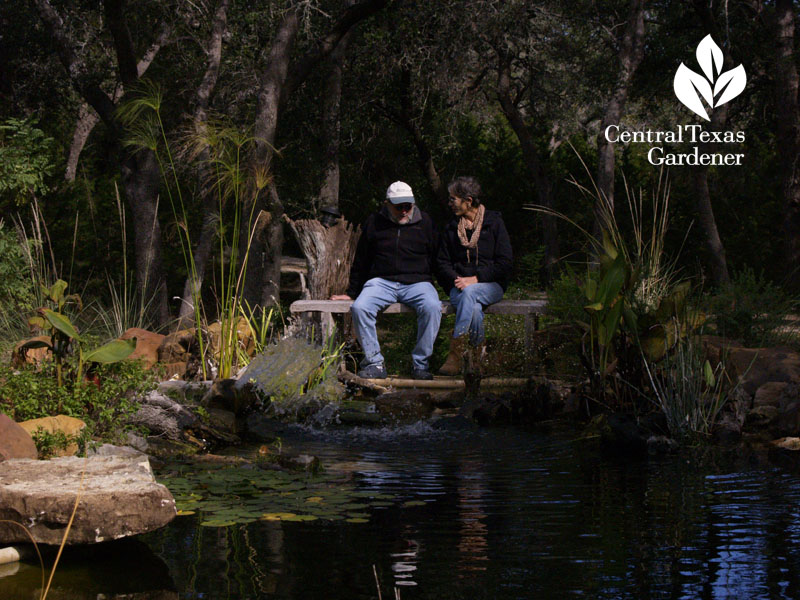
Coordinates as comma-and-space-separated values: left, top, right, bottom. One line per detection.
454, 276, 478, 290
330, 294, 353, 300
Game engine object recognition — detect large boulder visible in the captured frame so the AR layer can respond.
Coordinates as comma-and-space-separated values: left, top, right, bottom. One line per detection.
120, 327, 166, 370
17, 415, 87, 457
0, 414, 37, 461
0, 454, 176, 545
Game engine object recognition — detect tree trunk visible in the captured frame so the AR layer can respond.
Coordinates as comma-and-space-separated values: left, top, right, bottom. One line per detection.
121, 150, 169, 325
317, 3, 355, 213
776, 0, 800, 289
177, 0, 230, 325
496, 54, 559, 281
286, 217, 361, 298
35, 0, 170, 325
244, 0, 389, 310
595, 0, 646, 233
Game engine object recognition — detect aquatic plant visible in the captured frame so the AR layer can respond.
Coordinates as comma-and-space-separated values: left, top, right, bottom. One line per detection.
157, 462, 425, 527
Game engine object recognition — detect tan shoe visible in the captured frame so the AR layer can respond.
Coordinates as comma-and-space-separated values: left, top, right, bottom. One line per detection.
438, 335, 468, 376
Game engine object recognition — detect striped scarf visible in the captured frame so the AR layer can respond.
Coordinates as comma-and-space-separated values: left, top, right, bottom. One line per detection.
457, 204, 485, 263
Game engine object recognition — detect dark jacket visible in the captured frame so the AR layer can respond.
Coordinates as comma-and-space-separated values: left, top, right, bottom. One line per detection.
437, 208, 513, 292
346, 205, 439, 298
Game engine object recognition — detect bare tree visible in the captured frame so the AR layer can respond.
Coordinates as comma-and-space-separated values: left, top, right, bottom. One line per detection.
34, 0, 170, 324
595, 0, 646, 231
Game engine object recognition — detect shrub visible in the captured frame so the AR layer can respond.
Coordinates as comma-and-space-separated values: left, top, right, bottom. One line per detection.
704, 267, 800, 348
0, 360, 157, 443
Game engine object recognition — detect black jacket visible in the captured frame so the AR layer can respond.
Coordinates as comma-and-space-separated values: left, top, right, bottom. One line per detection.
437, 208, 513, 292
346, 205, 439, 298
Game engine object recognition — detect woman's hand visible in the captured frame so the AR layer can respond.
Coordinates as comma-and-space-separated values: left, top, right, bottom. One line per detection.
454, 276, 478, 290
330, 294, 353, 300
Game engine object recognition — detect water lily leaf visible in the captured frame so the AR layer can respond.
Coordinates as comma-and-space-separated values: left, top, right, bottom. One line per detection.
306, 496, 324, 503
200, 520, 236, 527
176, 510, 196, 516
346, 518, 369, 523
402, 500, 426, 507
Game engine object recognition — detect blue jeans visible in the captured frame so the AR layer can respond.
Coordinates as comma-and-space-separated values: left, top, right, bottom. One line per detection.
351, 278, 442, 370
449, 282, 504, 345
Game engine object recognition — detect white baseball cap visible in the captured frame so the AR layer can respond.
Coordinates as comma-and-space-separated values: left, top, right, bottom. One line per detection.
386, 181, 415, 204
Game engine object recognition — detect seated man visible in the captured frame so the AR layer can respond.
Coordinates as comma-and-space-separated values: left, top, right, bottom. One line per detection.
331, 181, 441, 380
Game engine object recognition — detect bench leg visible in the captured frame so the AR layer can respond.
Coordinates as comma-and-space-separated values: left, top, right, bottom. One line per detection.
321, 311, 335, 341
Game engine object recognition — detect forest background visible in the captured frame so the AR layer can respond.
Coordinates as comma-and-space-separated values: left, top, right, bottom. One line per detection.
1, 0, 798, 332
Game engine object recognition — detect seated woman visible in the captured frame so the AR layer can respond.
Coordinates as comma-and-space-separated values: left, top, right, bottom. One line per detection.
437, 176, 513, 375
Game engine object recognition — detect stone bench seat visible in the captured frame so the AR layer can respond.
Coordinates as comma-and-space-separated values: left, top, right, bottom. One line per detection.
289, 295, 548, 345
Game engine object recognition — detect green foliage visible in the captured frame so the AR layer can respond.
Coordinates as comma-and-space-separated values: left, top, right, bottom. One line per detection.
30, 426, 92, 459
515, 246, 545, 290
704, 267, 800, 348
642, 330, 736, 441
0, 360, 156, 443
545, 268, 590, 325
27, 279, 136, 389
0, 117, 56, 208
0, 221, 35, 314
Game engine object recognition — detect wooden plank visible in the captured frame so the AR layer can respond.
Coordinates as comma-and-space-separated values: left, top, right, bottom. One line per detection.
290, 297, 547, 315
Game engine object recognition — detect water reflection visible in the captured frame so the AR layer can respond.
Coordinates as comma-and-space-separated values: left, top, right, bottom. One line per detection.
7, 425, 800, 599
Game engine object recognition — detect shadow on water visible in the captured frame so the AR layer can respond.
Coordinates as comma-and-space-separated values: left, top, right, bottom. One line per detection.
6, 419, 800, 599
0, 538, 176, 599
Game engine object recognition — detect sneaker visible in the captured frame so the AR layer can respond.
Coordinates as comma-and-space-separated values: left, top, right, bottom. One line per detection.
357, 364, 387, 379
412, 368, 433, 380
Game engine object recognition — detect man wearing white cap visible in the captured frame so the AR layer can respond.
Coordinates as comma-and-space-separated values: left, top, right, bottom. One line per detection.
331, 181, 441, 379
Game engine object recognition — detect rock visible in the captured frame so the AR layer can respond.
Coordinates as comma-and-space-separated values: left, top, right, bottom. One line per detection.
120, 328, 165, 370
647, 435, 678, 454
771, 436, 800, 451
87, 443, 146, 458
375, 390, 435, 421
713, 412, 743, 444
0, 455, 176, 545
460, 378, 563, 426
203, 378, 257, 416
207, 317, 256, 360
0, 414, 37, 461
17, 415, 87, 457
158, 328, 198, 364
754, 382, 789, 407
11, 336, 52, 368
161, 362, 188, 380
744, 405, 780, 430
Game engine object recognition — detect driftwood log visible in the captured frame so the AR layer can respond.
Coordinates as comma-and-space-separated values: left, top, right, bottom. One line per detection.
285, 216, 361, 299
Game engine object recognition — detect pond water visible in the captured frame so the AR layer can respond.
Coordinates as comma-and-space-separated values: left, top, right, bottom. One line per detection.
4, 418, 800, 599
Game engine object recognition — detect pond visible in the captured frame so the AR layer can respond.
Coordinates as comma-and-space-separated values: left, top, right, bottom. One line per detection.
3, 418, 800, 599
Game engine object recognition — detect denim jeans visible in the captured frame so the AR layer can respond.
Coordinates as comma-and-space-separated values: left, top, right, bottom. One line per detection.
351, 278, 442, 370
449, 282, 504, 345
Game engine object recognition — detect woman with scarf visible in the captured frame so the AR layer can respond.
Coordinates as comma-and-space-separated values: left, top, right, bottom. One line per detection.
436, 176, 513, 375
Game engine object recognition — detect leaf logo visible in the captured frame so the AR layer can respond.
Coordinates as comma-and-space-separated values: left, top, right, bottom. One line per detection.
673, 35, 746, 121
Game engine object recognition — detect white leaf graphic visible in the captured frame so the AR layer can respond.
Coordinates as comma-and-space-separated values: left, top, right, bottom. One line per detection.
696, 34, 723, 82
713, 64, 747, 107
674, 63, 713, 121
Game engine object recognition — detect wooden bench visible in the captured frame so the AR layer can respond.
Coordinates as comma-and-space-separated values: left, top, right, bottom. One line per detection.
289, 295, 548, 347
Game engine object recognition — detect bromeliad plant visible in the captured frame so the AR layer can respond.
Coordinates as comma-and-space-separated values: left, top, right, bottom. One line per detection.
24, 280, 136, 391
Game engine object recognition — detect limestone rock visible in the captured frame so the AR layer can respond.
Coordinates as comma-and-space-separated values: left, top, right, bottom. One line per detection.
120, 327, 165, 370
0, 455, 176, 545
207, 317, 256, 360
753, 382, 789, 407
17, 415, 87, 457
0, 414, 37, 461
